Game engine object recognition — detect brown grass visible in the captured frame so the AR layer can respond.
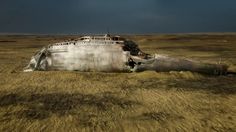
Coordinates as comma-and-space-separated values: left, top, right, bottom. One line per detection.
0, 34, 236, 131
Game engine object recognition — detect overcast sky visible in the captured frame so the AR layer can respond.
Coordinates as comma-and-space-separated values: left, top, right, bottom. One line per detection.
0, 0, 236, 34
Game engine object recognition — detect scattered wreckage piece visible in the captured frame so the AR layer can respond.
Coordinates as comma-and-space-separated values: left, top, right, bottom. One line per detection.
24, 34, 228, 75
134, 55, 228, 75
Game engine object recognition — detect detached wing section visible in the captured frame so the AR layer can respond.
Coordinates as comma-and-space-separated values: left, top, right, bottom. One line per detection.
133, 55, 228, 75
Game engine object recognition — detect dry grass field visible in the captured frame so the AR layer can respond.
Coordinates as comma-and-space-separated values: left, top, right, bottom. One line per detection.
0, 34, 236, 131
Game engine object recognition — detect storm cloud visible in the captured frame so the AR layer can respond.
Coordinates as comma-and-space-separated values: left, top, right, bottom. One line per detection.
0, 0, 236, 34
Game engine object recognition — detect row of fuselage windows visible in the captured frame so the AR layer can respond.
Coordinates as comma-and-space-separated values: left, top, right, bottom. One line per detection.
80, 37, 111, 41
49, 41, 117, 48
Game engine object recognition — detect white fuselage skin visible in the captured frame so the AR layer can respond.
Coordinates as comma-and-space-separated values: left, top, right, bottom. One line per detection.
47, 41, 130, 72
25, 35, 132, 72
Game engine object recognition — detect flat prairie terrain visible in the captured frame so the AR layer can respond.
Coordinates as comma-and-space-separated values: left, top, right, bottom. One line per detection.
0, 34, 236, 131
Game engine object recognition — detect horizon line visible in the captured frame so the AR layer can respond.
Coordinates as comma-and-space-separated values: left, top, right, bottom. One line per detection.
0, 32, 236, 36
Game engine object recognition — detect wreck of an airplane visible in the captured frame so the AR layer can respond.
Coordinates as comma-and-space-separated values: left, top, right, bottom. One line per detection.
24, 34, 228, 75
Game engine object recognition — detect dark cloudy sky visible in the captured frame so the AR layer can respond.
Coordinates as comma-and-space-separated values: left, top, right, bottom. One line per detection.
1, 0, 236, 34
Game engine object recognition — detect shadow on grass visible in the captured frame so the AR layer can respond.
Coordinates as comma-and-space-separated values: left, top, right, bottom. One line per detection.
135, 112, 185, 123
0, 92, 140, 121
138, 77, 236, 94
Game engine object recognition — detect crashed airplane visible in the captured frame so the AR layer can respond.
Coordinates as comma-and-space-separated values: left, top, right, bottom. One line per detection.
24, 34, 228, 75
